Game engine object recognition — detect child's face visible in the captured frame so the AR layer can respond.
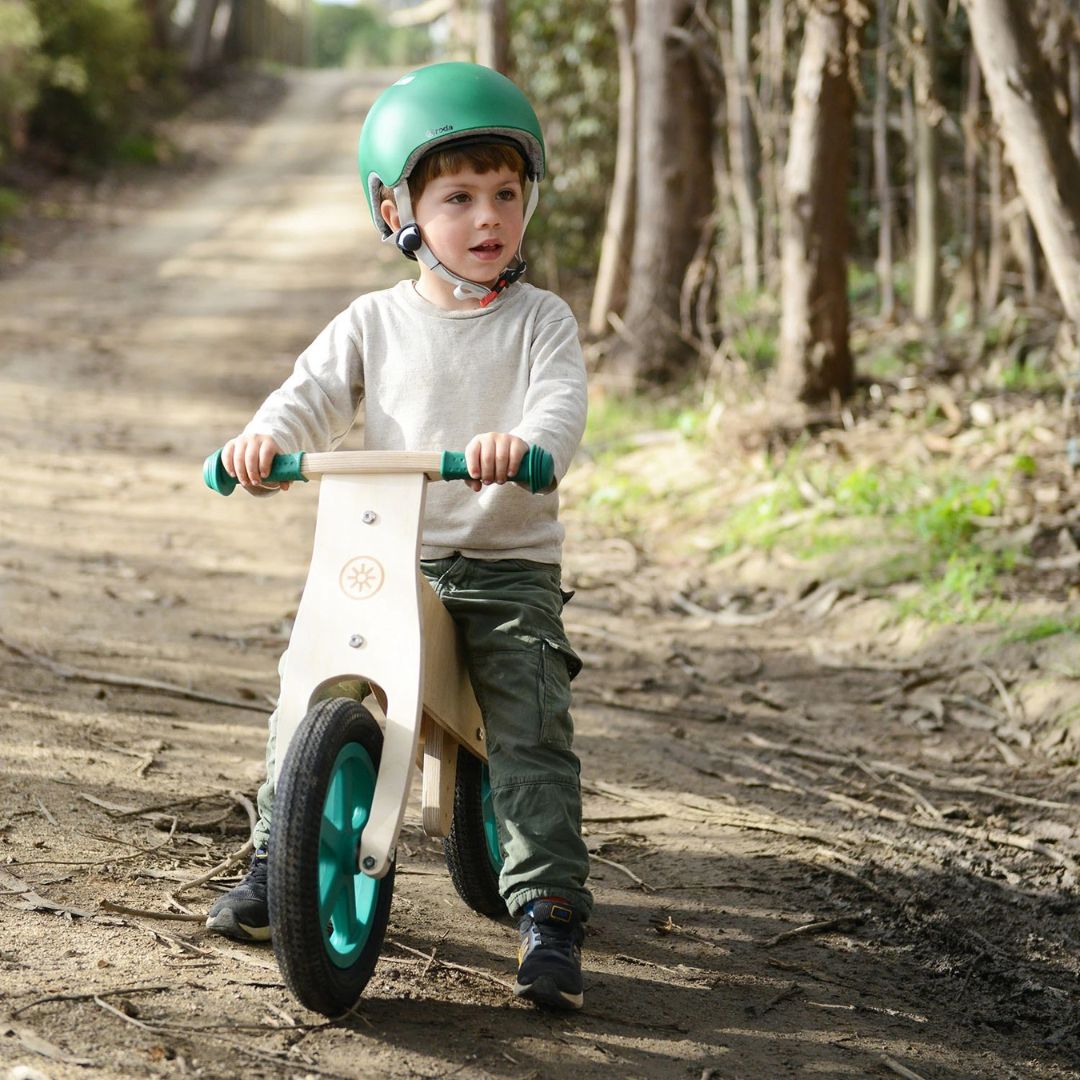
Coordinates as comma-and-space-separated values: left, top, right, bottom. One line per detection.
411, 165, 525, 287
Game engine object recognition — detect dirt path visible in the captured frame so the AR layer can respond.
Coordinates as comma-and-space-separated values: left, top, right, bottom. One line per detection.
1, 71, 1078, 1080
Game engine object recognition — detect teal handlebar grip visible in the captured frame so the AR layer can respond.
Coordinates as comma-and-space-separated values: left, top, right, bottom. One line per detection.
202, 449, 307, 496
440, 444, 554, 494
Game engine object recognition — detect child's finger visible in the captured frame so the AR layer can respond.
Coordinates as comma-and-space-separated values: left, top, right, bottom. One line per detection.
221, 442, 238, 478
494, 437, 511, 483
465, 441, 482, 481
258, 441, 277, 482
507, 440, 526, 479
243, 442, 263, 487
479, 438, 496, 484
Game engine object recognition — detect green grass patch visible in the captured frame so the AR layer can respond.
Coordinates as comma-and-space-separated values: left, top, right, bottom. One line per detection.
1003, 616, 1080, 644
709, 458, 1020, 625
583, 394, 706, 457
996, 359, 1061, 394
0, 187, 25, 222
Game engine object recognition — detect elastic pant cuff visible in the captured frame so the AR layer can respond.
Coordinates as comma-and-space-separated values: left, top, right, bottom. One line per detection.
509, 886, 592, 922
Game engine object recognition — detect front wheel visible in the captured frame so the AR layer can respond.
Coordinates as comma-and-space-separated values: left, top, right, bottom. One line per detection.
443, 748, 505, 917
269, 698, 395, 1016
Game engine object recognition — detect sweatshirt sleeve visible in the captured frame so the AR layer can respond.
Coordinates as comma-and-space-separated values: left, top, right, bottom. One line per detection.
242, 308, 364, 455
510, 302, 588, 482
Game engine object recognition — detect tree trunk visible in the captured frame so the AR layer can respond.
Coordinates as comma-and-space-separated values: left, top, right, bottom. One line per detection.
475, 0, 510, 74
961, 46, 981, 310
984, 133, 1004, 311
1070, 35, 1080, 161
873, 0, 896, 322
760, 0, 787, 291
719, 0, 761, 292
911, 0, 941, 321
143, 0, 172, 50
774, 1, 857, 404
619, 0, 714, 386
589, 0, 636, 337
188, 0, 220, 74
964, 0, 1080, 326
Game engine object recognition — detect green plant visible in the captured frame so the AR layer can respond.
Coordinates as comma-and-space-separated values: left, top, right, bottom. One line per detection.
0, 185, 25, 220
1004, 616, 1080, 644
730, 324, 777, 371
510, 1, 618, 285
27, 0, 153, 167
0, 0, 45, 161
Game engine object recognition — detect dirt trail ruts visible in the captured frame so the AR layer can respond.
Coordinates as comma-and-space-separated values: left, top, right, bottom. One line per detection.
1, 70, 1078, 1080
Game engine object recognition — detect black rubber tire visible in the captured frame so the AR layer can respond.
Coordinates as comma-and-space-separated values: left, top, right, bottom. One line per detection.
268, 698, 395, 1016
443, 747, 505, 918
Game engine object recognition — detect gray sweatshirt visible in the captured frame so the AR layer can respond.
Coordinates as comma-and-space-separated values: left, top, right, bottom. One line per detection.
243, 280, 588, 563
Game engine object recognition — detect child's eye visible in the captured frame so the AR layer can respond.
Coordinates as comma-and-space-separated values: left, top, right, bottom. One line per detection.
447, 192, 470, 204
497, 189, 517, 201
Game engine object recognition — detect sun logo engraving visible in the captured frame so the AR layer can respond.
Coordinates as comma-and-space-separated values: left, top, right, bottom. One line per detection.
339, 556, 385, 600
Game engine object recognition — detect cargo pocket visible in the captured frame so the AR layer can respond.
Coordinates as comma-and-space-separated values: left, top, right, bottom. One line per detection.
539, 637, 582, 750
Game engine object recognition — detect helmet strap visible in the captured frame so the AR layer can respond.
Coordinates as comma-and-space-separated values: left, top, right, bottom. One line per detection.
385, 180, 540, 304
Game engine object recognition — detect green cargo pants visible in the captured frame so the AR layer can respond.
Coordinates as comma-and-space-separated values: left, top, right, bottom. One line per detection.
252, 555, 593, 921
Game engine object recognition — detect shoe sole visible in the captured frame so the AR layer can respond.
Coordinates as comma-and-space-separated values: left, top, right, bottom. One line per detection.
513, 974, 583, 1010
205, 909, 271, 943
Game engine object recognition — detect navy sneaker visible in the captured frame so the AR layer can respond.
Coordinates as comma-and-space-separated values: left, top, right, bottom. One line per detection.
205, 848, 269, 942
514, 898, 584, 1010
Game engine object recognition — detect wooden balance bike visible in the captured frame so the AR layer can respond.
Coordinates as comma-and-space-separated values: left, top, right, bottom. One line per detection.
203, 444, 554, 1016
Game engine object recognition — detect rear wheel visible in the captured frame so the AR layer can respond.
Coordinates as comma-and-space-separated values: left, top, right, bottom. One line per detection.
443, 748, 505, 917
269, 698, 395, 1015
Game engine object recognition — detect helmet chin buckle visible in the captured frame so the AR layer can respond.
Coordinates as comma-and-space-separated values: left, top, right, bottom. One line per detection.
478, 260, 527, 308
395, 224, 422, 260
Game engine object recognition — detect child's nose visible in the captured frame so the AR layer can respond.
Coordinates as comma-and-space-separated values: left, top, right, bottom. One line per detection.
474, 199, 502, 226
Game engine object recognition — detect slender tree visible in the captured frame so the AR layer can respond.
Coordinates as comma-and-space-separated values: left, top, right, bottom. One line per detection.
964, 0, 1080, 327
911, 0, 942, 321
476, 0, 510, 73
618, 0, 713, 386
719, 0, 761, 292
774, 0, 860, 403
760, 0, 788, 290
873, 0, 896, 321
589, 0, 636, 337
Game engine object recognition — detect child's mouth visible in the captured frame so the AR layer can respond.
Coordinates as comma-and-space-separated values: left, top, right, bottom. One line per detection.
470, 240, 503, 259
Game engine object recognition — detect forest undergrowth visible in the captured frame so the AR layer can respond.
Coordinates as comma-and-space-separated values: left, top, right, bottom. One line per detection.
569, 309, 1080, 757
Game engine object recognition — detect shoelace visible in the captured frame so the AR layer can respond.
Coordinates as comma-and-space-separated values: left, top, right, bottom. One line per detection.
525, 916, 580, 955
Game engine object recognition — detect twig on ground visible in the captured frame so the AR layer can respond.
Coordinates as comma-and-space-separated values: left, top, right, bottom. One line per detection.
0, 631, 267, 712
880, 1055, 929, 1080
99, 899, 204, 922
12, 984, 171, 1017
973, 661, 1023, 726
35, 798, 58, 827
230, 791, 258, 833
761, 913, 865, 948
649, 914, 725, 950
614, 953, 683, 975
591, 852, 655, 892
385, 939, 511, 990
743, 732, 1075, 810
671, 590, 790, 626
172, 839, 254, 896
745, 981, 801, 1016
89, 996, 350, 1078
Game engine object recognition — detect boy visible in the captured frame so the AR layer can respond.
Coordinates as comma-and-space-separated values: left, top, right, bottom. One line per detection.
206, 62, 592, 1011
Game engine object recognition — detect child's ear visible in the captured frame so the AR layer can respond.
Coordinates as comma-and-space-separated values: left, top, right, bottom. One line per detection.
380, 199, 401, 233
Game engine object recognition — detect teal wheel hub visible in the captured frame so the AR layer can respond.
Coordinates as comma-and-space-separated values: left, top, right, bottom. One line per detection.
480, 764, 503, 873
319, 743, 380, 968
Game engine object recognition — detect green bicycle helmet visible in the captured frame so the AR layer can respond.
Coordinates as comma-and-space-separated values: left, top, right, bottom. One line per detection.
358, 62, 545, 303
359, 62, 545, 236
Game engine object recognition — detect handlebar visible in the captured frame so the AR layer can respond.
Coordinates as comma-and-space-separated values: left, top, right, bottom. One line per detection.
203, 445, 555, 497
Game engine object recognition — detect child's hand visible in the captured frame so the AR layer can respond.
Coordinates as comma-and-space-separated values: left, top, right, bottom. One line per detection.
464, 433, 529, 492
221, 434, 292, 495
